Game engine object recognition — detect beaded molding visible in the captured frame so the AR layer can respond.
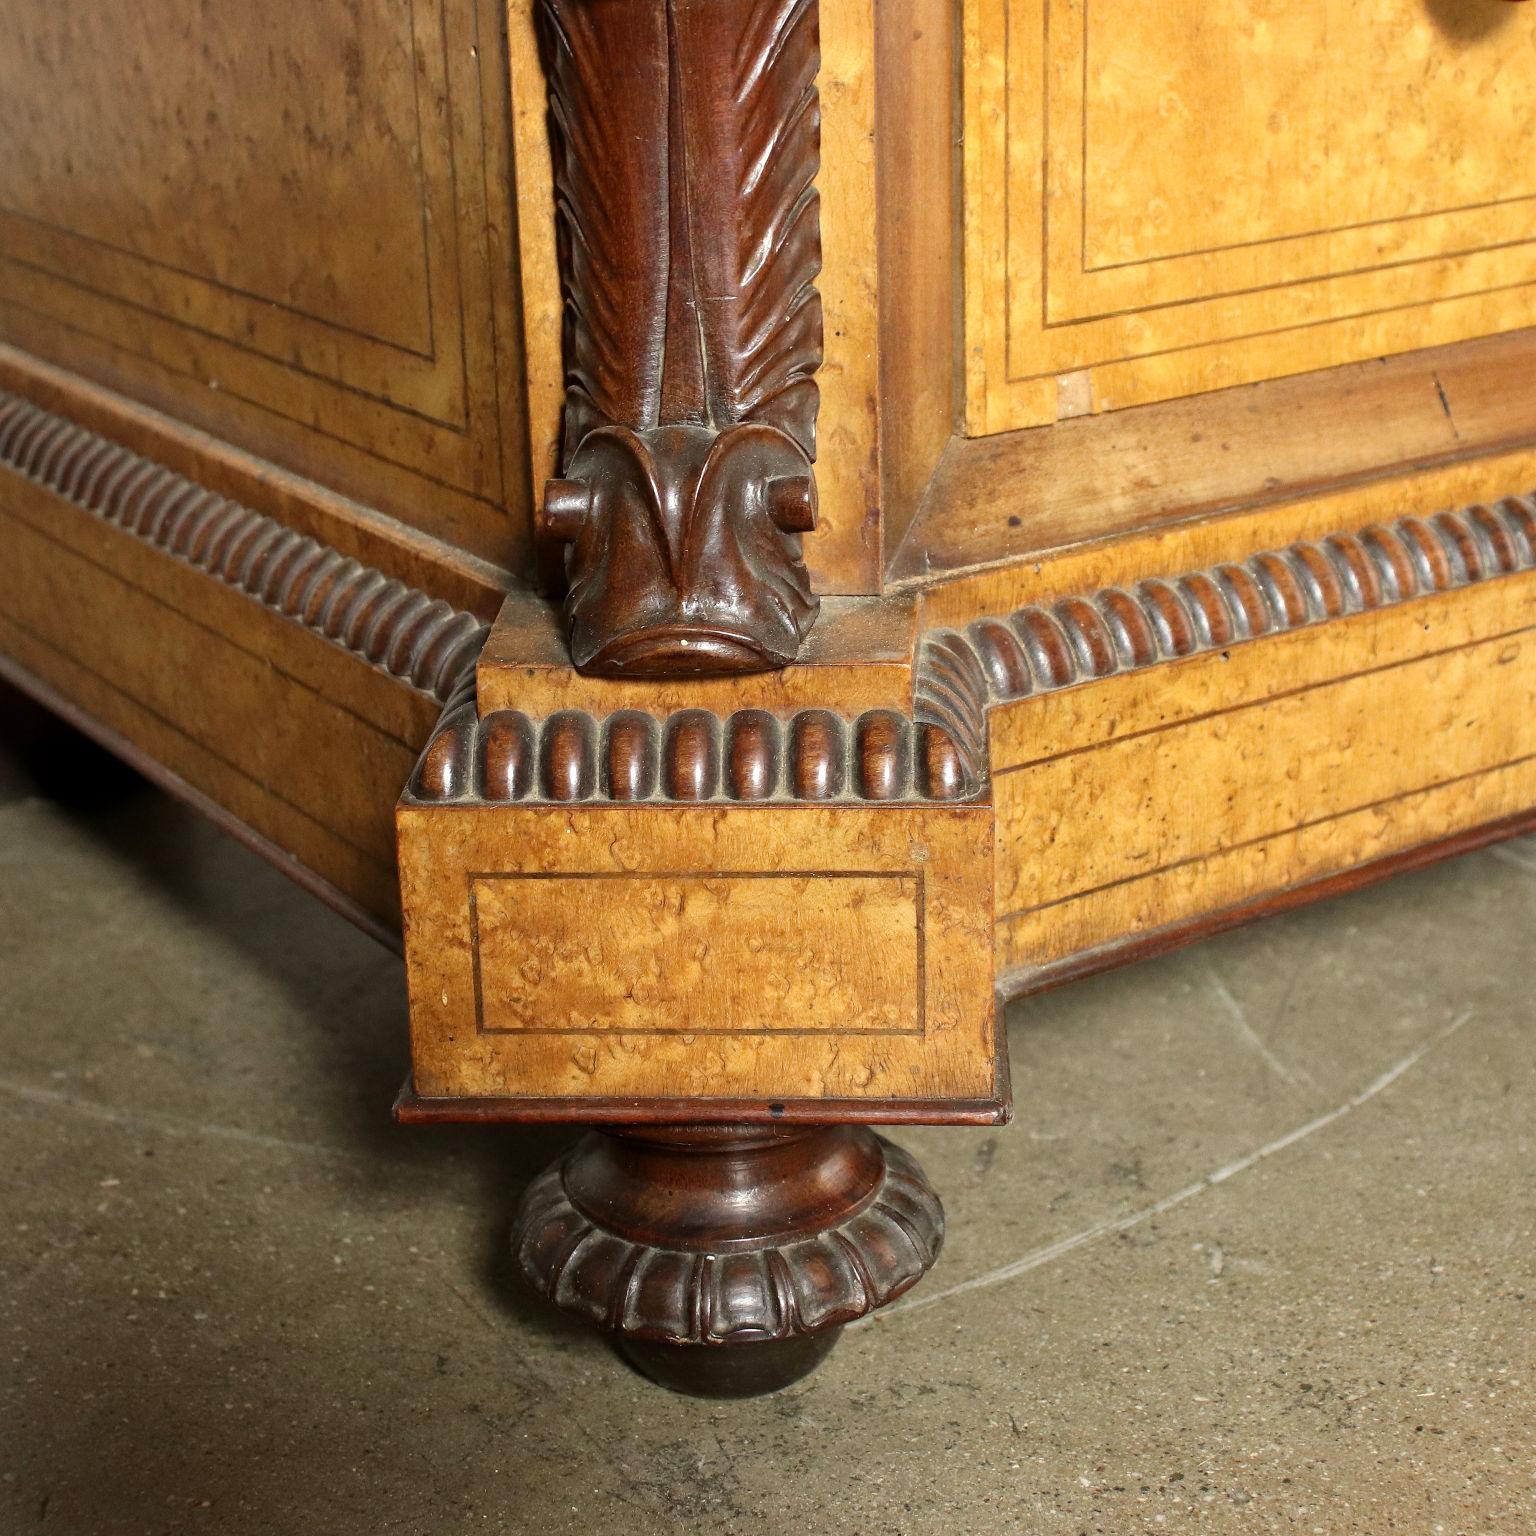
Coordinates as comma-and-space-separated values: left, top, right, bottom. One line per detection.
406, 497, 1536, 808
945, 499, 1536, 708
407, 669, 980, 804
0, 390, 489, 704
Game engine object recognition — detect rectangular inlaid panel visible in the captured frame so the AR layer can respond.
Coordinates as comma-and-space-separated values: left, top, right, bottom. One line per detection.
0, 0, 530, 564
470, 872, 922, 1036
964, 0, 1536, 434
991, 571, 1536, 979
399, 801, 997, 1104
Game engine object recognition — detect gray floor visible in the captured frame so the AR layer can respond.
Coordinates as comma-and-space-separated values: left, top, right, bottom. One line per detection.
1, 711, 1532, 1536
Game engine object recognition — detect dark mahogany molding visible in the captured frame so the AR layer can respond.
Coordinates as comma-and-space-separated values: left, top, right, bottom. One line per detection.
0, 389, 488, 704
953, 499, 1536, 706
513, 1125, 943, 1397
407, 493, 1536, 809
409, 670, 985, 807
535, 0, 824, 678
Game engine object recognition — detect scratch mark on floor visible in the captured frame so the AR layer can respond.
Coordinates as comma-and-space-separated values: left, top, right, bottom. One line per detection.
865, 1009, 1473, 1325
0, 1073, 354, 1161
1203, 961, 1316, 1091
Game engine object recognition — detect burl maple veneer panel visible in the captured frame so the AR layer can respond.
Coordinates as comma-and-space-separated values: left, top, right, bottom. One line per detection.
979, 500, 1536, 992
0, 0, 530, 566
965, 0, 1536, 434
396, 685, 1001, 1113
399, 793, 997, 1108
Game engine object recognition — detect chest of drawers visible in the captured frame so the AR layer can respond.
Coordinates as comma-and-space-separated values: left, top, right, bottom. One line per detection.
4, 0, 1533, 1396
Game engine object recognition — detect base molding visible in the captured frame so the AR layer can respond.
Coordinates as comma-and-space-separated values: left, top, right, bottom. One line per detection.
394, 1075, 1011, 1128
0, 343, 509, 619
0, 381, 492, 932
0, 388, 489, 705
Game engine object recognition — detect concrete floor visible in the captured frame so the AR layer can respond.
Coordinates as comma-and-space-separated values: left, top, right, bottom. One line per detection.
1, 710, 1532, 1536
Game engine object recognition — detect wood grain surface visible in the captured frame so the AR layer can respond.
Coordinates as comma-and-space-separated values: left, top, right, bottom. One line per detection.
0, 0, 531, 566
964, 501, 1536, 990
398, 797, 998, 1106
996, 587, 1536, 986
896, 331, 1536, 596
0, 400, 483, 928
874, 0, 960, 559
964, 0, 1536, 433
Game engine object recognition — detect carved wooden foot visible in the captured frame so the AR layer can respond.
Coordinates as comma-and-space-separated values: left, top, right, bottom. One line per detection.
513, 1125, 943, 1397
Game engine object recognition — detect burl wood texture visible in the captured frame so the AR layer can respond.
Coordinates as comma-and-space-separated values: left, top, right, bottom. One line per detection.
0, 398, 483, 931
0, 0, 530, 566
964, 0, 1536, 434
533, 0, 824, 676
473, 873, 919, 1036
978, 497, 1536, 989
397, 798, 997, 1106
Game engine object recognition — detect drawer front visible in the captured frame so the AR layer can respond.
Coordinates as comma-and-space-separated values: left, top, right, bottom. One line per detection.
964, 0, 1536, 434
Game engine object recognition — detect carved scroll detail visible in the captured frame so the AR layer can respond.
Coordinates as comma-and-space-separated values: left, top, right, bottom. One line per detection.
537, 0, 823, 677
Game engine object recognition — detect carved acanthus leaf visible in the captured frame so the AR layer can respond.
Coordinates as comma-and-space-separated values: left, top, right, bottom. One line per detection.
674, 0, 823, 453
537, 0, 825, 677
539, 0, 669, 446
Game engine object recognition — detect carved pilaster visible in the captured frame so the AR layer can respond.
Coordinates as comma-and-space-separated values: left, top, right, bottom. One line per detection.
536, 0, 823, 677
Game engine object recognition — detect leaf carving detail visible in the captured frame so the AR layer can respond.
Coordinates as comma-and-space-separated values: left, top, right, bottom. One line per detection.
537, 0, 824, 676
538, 0, 670, 443
540, 0, 822, 456
672, 0, 823, 455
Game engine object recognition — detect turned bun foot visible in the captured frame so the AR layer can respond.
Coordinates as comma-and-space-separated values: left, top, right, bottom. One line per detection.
616, 1333, 840, 1399
512, 1125, 944, 1398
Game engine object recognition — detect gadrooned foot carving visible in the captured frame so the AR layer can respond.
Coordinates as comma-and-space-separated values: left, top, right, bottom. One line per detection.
512, 1126, 943, 1394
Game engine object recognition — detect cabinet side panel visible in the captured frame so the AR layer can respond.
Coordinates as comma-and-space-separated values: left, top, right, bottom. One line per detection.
993, 576, 1536, 988
0, 0, 532, 567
